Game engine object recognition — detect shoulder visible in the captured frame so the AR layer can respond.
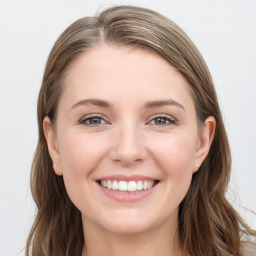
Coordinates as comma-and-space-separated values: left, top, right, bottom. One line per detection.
241, 242, 256, 256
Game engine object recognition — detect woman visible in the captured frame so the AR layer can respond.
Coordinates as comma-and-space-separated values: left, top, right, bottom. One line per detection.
26, 5, 256, 256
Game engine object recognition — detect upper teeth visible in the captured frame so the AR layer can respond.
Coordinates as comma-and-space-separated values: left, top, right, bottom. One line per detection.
100, 180, 155, 192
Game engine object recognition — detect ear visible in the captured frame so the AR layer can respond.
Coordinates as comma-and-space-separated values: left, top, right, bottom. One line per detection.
194, 116, 216, 171
43, 116, 63, 175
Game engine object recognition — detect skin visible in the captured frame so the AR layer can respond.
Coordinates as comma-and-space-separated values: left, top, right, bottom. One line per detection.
44, 45, 215, 256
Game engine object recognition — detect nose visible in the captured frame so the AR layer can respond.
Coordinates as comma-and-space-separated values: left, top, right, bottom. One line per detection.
109, 124, 147, 166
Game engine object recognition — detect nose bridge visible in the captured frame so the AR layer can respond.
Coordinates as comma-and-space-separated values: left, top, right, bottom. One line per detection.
110, 120, 147, 165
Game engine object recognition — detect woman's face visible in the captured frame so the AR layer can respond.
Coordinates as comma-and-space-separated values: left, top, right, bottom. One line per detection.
44, 45, 214, 235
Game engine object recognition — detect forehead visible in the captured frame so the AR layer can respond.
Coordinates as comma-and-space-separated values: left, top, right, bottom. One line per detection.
61, 44, 195, 111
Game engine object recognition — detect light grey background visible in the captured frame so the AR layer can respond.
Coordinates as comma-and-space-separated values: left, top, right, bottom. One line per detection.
0, 0, 255, 255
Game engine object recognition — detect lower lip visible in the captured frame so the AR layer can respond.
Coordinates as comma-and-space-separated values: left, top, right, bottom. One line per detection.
98, 183, 158, 202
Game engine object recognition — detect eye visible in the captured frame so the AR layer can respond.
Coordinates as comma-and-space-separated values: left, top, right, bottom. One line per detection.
80, 115, 107, 126
149, 115, 176, 126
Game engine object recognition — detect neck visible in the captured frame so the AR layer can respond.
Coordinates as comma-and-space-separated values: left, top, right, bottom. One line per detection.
81, 218, 184, 256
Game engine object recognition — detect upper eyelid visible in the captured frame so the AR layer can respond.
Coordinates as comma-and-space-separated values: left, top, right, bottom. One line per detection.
78, 114, 109, 125
148, 114, 176, 121
80, 113, 105, 120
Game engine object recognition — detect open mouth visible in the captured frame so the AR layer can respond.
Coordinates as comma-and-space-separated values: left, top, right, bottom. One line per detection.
97, 179, 160, 192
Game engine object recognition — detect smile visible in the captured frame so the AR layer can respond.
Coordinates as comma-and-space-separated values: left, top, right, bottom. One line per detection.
96, 176, 160, 202
99, 180, 158, 192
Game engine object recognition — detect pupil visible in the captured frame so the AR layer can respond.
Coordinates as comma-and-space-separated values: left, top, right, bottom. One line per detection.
156, 117, 166, 124
90, 117, 101, 124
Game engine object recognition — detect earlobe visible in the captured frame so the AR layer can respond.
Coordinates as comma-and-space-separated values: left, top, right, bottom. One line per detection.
195, 116, 216, 169
43, 116, 63, 175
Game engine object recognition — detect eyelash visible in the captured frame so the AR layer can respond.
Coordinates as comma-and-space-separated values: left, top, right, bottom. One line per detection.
79, 114, 177, 127
148, 115, 176, 126
79, 115, 107, 126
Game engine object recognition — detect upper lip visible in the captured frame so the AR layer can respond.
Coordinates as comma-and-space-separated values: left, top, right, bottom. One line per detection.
97, 175, 159, 181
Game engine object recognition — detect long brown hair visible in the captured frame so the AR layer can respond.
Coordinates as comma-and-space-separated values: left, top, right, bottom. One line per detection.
26, 5, 255, 256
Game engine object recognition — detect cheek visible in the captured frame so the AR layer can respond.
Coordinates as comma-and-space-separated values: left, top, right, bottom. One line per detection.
58, 132, 107, 175
148, 132, 197, 203
57, 132, 109, 209
150, 132, 197, 173
57, 131, 109, 203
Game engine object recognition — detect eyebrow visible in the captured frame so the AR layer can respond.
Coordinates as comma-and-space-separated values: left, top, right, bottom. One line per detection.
71, 99, 112, 110
71, 98, 185, 111
144, 99, 185, 111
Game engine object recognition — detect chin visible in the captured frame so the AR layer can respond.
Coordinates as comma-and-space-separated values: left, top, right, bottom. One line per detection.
97, 209, 161, 235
